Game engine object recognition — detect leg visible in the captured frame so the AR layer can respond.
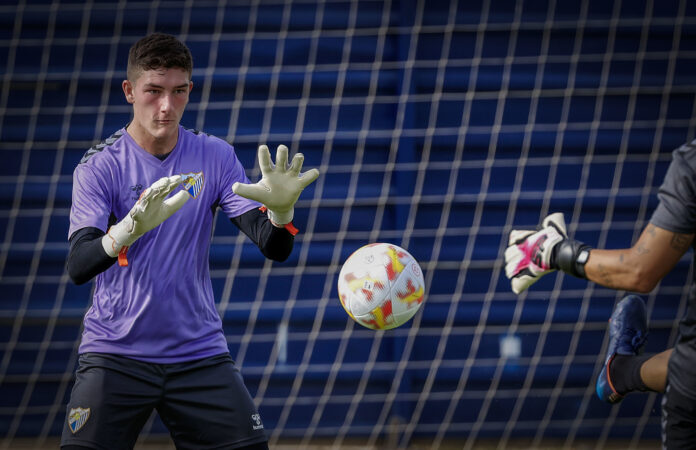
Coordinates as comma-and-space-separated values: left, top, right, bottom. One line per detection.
596, 295, 650, 403
60, 353, 162, 450
662, 383, 696, 450
606, 348, 670, 399
640, 348, 672, 392
157, 353, 268, 450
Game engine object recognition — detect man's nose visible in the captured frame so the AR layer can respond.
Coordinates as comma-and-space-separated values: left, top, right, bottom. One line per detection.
160, 94, 172, 112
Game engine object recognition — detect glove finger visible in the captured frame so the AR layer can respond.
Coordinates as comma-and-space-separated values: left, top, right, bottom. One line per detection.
511, 276, 533, 295
511, 270, 546, 294
138, 185, 157, 203
133, 186, 156, 215
232, 181, 269, 203
508, 229, 535, 245
288, 152, 304, 177
504, 261, 515, 280
503, 245, 516, 265
257, 145, 273, 173
130, 198, 147, 220
275, 145, 289, 172
159, 175, 184, 199
161, 190, 190, 216
149, 176, 170, 193
166, 174, 183, 189
135, 190, 151, 208
543, 212, 567, 237
297, 168, 320, 189
148, 176, 181, 201
504, 249, 524, 278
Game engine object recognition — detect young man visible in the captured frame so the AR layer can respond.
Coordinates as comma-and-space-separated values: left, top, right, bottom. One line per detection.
504, 140, 696, 449
63, 33, 319, 450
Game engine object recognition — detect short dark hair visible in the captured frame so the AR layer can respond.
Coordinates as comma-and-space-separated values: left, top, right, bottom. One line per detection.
127, 33, 193, 82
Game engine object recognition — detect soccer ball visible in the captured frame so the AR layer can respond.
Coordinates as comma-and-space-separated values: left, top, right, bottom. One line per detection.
337, 243, 425, 330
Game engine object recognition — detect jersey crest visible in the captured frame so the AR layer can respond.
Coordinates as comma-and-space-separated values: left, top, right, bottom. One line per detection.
182, 172, 204, 198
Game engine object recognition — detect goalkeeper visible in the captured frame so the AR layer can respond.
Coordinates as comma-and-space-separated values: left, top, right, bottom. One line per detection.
504, 141, 696, 449
62, 33, 318, 450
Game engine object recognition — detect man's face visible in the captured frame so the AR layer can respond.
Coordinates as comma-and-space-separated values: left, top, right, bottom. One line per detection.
122, 67, 192, 146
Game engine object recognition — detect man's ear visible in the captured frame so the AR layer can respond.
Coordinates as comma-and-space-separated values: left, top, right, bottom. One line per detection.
122, 79, 135, 104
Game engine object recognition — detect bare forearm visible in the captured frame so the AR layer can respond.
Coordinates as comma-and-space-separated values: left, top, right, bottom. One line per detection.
584, 224, 693, 293
584, 248, 651, 292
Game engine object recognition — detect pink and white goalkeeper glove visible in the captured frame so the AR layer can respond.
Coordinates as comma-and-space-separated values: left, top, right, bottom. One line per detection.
504, 213, 591, 294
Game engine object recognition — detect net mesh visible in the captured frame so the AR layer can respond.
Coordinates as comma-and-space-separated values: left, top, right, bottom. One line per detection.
1, 0, 696, 448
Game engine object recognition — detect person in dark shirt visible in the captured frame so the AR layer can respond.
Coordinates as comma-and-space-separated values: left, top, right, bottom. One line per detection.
505, 140, 696, 449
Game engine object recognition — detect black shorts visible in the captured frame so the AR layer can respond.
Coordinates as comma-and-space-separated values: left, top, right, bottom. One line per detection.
60, 352, 268, 450
661, 383, 696, 450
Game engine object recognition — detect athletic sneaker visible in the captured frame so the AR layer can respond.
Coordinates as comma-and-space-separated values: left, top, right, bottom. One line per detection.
596, 295, 648, 403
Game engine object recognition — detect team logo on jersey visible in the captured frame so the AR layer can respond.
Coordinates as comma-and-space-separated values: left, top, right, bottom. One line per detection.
130, 183, 144, 200
68, 407, 90, 434
181, 172, 204, 198
251, 413, 264, 430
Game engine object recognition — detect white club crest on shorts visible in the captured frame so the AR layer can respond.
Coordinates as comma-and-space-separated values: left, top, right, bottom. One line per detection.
251, 413, 264, 430
181, 172, 204, 198
68, 407, 90, 434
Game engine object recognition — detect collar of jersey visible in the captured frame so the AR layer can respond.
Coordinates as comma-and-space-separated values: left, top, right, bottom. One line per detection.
122, 125, 183, 169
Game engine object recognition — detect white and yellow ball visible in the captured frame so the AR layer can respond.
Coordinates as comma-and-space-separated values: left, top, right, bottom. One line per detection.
337, 243, 425, 330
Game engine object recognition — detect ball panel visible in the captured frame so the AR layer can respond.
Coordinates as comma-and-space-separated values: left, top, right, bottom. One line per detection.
353, 299, 395, 330
337, 246, 391, 317
393, 261, 425, 307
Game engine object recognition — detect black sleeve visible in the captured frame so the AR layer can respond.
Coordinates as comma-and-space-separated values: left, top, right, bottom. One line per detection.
650, 143, 696, 234
230, 208, 294, 262
67, 227, 117, 285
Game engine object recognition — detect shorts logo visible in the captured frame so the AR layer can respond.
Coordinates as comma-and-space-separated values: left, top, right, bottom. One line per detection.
68, 407, 90, 434
251, 413, 264, 430
181, 172, 204, 198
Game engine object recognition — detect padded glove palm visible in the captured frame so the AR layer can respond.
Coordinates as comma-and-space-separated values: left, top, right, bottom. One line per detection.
232, 145, 320, 225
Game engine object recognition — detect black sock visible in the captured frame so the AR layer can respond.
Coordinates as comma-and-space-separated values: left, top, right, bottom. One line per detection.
610, 354, 653, 394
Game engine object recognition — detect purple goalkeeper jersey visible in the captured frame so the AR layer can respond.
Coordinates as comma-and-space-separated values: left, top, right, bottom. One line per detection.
69, 126, 260, 363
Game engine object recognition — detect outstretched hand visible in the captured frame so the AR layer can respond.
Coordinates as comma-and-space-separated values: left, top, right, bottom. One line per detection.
232, 144, 320, 225
128, 176, 190, 237
504, 213, 568, 294
102, 175, 190, 265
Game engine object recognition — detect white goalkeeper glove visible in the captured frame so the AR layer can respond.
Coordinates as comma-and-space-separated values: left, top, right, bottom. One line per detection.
232, 144, 320, 227
102, 175, 190, 266
504, 212, 592, 294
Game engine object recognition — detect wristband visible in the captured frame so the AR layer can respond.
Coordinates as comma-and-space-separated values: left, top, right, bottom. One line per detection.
553, 239, 592, 279
259, 206, 298, 236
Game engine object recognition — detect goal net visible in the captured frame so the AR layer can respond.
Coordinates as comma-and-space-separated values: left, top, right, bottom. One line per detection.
1, 0, 695, 448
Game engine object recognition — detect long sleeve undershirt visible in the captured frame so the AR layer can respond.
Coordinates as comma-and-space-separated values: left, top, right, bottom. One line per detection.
67, 207, 294, 285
